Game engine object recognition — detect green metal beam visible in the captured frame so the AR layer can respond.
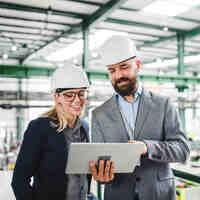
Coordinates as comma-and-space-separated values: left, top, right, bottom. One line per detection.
0, 2, 87, 19
21, 24, 82, 63
0, 23, 61, 32
141, 26, 200, 48
175, 16, 200, 24
0, 15, 72, 29
0, 35, 50, 43
0, 30, 58, 38
139, 35, 176, 47
82, 0, 130, 28
94, 26, 161, 38
0, 15, 74, 28
105, 18, 182, 33
67, 0, 102, 7
1, 65, 200, 85
85, 70, 200, 84
0, 64, 55, 78
185, 26, 200, 39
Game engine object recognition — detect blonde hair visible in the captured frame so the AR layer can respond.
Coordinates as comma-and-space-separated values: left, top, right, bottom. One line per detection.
41, 91, 86, 132
41, 103, 69, 133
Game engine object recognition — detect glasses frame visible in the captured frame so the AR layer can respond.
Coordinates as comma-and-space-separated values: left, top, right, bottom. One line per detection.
58, 90, 88, 102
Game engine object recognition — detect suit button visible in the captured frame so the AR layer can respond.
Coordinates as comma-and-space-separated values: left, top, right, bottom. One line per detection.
136, 177, 141, 182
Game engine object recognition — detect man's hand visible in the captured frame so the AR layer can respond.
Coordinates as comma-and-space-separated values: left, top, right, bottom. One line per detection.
128, 140, 148, 155
90, 160, 115, 183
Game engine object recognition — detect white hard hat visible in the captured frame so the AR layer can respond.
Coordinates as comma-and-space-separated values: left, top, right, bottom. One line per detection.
51, 66, 89, 91
100, 35, 138, 66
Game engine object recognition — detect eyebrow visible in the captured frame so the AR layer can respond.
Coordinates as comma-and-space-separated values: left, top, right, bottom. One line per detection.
119, 63, 128, 67
107, 67, 115, 70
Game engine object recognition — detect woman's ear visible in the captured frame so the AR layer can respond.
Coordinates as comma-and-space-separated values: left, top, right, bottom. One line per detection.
54, 92, 60, 103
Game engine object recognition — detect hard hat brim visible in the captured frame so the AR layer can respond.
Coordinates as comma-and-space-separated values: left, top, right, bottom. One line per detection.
106, 56, 136, 67
55, 87, 87, 93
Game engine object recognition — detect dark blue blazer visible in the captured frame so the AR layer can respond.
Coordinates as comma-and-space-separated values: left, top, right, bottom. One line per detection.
11, 117, 89, 200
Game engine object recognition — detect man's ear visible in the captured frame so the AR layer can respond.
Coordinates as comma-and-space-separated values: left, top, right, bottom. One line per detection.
136, 60, 141, 71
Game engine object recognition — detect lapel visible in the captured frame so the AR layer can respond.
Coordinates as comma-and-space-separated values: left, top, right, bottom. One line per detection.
134, 89, 153, 139
107, 95, 131, 141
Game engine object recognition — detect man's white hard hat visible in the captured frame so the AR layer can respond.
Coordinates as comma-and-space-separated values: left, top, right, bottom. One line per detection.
100, 35, 138, 66
51, 65, 89, 91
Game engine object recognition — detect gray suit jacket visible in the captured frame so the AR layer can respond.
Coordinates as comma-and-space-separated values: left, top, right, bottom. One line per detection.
91, 89, 190, 200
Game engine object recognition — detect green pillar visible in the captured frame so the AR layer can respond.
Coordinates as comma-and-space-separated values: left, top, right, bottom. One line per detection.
82, 27, 99, 199
192, 72, 198, 119
16, 79, 23, 141
177, 33, 186, 132
97, 183, 102, 200
82, 27, 89, 69
16, 109, 23, 141
178, 105, 186, 131
177, 33, 185, 75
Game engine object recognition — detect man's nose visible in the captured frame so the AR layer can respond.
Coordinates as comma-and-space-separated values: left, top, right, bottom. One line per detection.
115, 69, 123, 80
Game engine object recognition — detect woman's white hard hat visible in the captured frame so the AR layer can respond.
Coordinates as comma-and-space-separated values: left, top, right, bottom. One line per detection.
51, 65, 89, 91
100, 35, 138, 66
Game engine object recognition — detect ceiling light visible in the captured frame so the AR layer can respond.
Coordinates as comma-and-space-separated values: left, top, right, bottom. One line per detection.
73, 59, 79, 64
163, 27, 168, 32
11, 45, 17, 51
142, 0, 190, 17
156, 58, 162, 63
3, 54, 8, 60
92, 52, 98, 58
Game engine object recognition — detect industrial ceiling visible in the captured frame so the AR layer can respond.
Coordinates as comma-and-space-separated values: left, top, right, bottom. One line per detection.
0, 0, 199, 72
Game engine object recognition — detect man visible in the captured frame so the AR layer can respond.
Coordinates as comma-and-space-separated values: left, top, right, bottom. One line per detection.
90, 35, 190, 200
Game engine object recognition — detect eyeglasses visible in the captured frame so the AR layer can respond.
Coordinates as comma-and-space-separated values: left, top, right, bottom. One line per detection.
60, 90, 88, 102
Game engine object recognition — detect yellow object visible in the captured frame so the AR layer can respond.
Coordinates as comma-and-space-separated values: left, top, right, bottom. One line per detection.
8, 163, 15, 170
188, 131, 196, 141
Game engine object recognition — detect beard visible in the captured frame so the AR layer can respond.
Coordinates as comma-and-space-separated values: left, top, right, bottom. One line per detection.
113, 76, 137, 97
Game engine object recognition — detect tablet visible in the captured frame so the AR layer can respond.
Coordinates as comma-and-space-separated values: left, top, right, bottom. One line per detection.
66, 143, 144, 174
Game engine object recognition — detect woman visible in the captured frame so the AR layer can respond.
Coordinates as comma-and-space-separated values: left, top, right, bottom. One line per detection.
11, 66, 90, 200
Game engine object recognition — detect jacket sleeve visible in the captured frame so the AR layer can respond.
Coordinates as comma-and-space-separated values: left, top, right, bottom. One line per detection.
11, 119, 44, 200
91, 111, 105, 143
143, 98, 190, 163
